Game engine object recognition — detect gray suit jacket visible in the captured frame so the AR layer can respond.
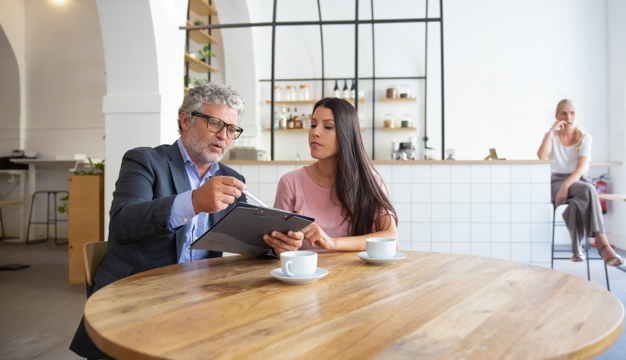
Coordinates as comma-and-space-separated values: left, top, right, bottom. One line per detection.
95, 141, 246, 289
70, 141, 246, 358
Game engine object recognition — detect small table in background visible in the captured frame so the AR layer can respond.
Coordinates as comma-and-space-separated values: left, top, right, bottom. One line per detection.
599, 194, 626, 202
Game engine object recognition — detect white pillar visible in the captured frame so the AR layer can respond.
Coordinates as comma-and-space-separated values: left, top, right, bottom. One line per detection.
96, 0, 186, 238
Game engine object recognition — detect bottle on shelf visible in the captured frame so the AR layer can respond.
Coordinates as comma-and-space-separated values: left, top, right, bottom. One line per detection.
350, 79, 356, 99
299, 85, 310, 101
386, 84, 398, 99
280, 105, 287, 129
286, 86, 296, 101
274, 85, 282, 101
333, 79, 340, 98
302, 112, 310, 128
293, 107, 301, 129
343, 79, 350, 99
399, 84, 411, 99
286, 108, 295, 129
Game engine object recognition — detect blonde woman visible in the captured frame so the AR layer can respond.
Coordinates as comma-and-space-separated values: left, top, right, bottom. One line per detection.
537, 99, 623, 266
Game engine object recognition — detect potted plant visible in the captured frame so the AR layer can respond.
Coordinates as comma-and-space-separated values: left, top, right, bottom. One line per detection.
197, 45, 216, 63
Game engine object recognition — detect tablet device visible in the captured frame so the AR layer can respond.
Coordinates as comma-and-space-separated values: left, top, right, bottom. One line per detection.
190, 203, 315, 256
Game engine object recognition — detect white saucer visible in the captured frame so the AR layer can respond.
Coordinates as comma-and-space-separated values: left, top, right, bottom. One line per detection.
357, 252, 406, 265
270, 267, 329, 284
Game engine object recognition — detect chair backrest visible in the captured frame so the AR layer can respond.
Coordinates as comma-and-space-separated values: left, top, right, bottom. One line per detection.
83, 241, 108, 288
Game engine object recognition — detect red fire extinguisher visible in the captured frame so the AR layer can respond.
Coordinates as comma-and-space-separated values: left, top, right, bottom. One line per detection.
594, 174, 609, 214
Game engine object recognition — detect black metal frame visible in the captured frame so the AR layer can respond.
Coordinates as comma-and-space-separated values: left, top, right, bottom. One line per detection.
182, 0, 445, 160
551, 204, 610, 291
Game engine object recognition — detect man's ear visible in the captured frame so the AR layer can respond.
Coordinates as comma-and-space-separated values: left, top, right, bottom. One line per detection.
180, 112, 192, 131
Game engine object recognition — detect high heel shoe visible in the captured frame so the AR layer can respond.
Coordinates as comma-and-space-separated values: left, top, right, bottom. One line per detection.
598, 245, 624, 267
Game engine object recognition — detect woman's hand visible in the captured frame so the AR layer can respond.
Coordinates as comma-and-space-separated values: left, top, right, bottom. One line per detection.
263, 230, 304, 255
302, 223, 336, 250
555, 185, 569, 206
551, 120, 567, 132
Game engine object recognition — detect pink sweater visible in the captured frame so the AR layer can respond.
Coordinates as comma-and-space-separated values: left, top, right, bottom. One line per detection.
274, 167, 388, 250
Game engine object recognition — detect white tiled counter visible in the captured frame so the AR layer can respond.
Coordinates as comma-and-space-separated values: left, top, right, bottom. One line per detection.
224, 160, 553, 267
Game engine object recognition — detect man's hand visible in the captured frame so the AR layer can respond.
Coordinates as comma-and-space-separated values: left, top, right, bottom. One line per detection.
263, 231, 304, 255
302, 223, 335, 250
192, 176, 245, 214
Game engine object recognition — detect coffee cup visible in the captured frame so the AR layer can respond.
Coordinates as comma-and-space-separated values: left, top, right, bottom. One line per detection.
280, 251, 317, 277
366, 238, 397, 258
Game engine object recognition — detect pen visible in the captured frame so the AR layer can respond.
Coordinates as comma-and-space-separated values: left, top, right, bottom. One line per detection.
242, 190, 268, 207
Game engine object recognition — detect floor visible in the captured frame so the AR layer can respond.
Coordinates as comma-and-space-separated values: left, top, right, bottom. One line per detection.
0, 240, 624, 360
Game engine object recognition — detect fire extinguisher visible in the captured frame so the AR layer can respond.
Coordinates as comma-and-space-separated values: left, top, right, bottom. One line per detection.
594, 174, 609, 214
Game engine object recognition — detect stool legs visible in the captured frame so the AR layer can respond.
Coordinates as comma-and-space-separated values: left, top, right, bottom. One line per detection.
26, 191, 68, 246
551, 204, 611, 291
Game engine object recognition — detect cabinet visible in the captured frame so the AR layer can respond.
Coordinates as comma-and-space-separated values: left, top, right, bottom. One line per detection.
68, 175, 104, 285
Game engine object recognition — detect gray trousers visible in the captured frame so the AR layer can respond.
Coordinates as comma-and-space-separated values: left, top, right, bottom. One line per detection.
551, 173, 605, 256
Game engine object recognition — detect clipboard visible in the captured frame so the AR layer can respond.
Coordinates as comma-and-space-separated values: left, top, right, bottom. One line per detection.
190, 203, 315, 257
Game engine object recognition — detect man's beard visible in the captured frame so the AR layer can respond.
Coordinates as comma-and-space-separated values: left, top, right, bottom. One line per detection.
186, 127, 227, 164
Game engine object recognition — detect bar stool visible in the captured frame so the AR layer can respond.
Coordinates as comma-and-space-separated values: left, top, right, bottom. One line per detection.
26, 190, 68, 245
551, 203, 610, 291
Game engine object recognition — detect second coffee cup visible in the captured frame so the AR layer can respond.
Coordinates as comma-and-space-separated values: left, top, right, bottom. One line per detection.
280, 251, 318, 277
366, 238, 397, 258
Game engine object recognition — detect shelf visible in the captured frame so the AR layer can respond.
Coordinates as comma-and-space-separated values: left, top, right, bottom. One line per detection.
189, 0, 217, 17
265, 100, 318, 105
265, 98, 365, 105
185, 53, 218, 72
186, 20, 220, 45
378, 127, 417, 132
346, 98, 366, 104
264, 127, 367, 132
380, 97, 417, 102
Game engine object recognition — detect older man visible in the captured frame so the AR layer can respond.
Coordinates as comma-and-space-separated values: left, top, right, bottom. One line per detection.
70, 83, 303, 359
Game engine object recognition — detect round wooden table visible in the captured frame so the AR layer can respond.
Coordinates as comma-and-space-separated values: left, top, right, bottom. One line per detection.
84, 251, 624, 359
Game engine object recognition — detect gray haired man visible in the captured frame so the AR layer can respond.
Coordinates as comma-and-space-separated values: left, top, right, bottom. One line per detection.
70, 83, 303, 359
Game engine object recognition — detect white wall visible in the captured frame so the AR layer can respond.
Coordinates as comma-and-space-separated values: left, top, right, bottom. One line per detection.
0, 0, 25, 154
97, 0, 186, 238
445, 0, 608, 162
226, 0, 609, 163
0, 0, 106, 238
606, 0, 626, 248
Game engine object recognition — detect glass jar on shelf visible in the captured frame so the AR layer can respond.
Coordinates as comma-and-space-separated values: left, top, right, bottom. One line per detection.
399, 84, 411, 99
386, 84, 398, 99
383, 113, 395, 128
285, 85, 296, 101
299, 85, 310, 101
274, 85, 282, 102
400, 113, 413, 128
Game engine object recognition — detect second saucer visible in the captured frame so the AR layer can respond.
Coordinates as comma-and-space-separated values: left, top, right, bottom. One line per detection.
357, 252, 406, 265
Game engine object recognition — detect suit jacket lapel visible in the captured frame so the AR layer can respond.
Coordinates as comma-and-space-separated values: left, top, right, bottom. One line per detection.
166, 142, 190, 260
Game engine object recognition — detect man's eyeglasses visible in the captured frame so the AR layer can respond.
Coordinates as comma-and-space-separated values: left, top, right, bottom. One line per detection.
191, 112, 244, 139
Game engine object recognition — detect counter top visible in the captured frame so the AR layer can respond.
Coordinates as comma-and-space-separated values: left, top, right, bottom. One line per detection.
223, 160, 552, 165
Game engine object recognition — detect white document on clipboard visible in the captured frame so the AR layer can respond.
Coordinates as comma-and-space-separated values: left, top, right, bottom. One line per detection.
190, 203, 315, 257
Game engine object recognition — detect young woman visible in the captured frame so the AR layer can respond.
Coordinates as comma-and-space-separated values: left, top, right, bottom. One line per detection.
269, 97, 397, 251
537, 99, 623, 266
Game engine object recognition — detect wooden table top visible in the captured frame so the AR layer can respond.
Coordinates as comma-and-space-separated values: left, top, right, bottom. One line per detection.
599, 194, 626, 202
84, 251, 624, 360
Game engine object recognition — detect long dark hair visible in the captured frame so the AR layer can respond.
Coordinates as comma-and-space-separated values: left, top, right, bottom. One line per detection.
312, 97, 397, 236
